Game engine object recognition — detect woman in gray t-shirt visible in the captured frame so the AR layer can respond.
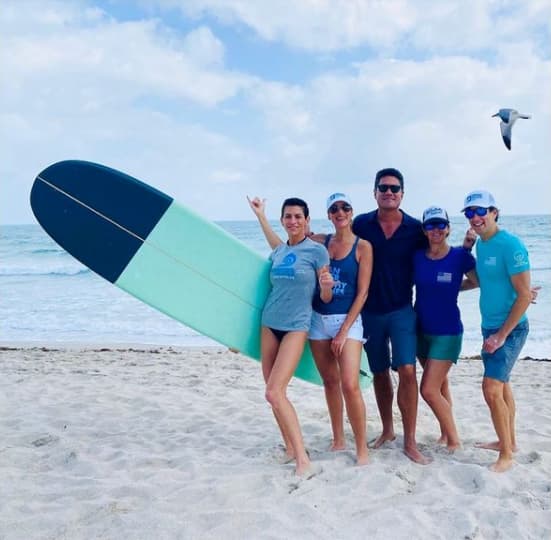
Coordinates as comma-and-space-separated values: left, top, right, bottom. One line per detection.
248, 196, 332, 478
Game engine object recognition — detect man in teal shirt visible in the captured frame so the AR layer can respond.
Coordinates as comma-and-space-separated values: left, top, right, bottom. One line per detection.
462, 190, 532, 472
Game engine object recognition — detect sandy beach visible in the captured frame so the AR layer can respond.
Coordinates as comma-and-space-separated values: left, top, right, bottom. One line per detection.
1, 346, 549, 540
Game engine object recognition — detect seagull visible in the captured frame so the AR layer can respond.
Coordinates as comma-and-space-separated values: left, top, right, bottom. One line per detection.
492, 108, 531, 150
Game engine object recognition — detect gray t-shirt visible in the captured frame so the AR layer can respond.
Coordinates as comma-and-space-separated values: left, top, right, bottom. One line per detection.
262, 238, 330, 331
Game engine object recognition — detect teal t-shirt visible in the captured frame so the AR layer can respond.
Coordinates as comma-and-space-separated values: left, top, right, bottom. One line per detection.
262, 238, 329, 331
476, 229, 530, 329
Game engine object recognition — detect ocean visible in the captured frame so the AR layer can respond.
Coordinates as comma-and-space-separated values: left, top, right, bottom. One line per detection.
1, 215, 550, 358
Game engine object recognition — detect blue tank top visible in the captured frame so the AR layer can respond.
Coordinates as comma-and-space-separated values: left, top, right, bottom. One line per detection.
313, 235, 359, 315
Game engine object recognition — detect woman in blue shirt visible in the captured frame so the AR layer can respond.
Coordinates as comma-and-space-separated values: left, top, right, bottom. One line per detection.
414, 206, 478, 451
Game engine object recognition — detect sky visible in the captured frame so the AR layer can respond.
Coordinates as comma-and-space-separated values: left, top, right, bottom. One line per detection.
2, 0, 550, 224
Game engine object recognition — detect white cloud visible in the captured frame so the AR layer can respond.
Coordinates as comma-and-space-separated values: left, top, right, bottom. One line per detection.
1, 3, 251, 109
182, 25, 225, 66
162, 0, 415, 50
1, 0, 550, 224
243, 50, 550, 218
158, 0, 550, 54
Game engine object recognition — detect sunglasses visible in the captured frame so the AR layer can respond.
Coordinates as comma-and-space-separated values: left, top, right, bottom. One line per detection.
464, 207, 490, 219
328, 203, 352, 214
423, 221, 448, 231
377, 184, 401, 194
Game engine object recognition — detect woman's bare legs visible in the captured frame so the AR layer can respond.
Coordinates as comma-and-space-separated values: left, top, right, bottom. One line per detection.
262, 327, 313, 476
420, 359, 460, 451
310, 339, 345, 450
338, 339, 369, 465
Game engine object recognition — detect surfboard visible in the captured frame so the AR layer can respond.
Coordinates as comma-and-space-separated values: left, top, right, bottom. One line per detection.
30, 160, 372, 387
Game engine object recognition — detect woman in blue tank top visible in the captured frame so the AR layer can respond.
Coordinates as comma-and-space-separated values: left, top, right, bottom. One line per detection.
248, 193, 373, 466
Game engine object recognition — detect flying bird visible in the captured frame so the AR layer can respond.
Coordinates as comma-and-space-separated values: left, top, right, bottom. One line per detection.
492, 108, 531, 150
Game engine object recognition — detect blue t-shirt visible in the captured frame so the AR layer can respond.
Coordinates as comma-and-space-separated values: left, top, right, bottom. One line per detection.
476, 229, 530, 329
312, 235, 359, 315
413, 247, 476, 335
352, 210, 427, 314
262, 238, 330, 331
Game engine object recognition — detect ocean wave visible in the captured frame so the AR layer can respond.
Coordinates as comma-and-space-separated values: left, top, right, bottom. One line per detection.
0, 267, 91, 277
30, 248, 65, 255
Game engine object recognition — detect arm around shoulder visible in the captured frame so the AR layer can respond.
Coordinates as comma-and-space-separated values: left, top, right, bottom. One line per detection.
460, 269, 479, 291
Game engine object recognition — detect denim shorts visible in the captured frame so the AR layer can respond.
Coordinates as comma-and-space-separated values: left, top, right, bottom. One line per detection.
417, 333, 462, 364
481, 320, 529, 382
309, 311, 365, 343
362, 305, 417, 374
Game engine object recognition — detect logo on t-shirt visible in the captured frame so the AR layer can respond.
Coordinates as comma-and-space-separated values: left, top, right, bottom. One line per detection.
513, 251, 528, 268
330, 266, 347, 295
273, 252, 297, 278
437, 272, 452, 283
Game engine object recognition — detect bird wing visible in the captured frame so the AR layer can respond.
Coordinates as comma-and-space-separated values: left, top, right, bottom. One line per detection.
500, 121, 512, 150
499, 108, 513, 122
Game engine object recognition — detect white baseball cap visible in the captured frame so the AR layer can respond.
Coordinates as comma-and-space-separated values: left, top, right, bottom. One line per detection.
462, 190, 497, 211
326, 192, 353, 210
422, 206, 449, 224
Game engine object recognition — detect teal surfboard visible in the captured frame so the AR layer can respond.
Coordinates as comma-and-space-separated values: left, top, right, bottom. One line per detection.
30, 160, 372, 386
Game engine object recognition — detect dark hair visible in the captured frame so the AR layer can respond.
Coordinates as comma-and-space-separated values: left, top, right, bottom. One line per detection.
281, 197, 309, 218
374, 168, 404, 190
490, 207, 499, 222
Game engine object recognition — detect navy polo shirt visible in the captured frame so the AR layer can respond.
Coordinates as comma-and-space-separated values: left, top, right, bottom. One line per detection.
352, 210, 427, 314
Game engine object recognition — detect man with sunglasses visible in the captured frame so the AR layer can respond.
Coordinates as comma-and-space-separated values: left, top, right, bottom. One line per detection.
462, 190, 532, 472
352, 167, 432, 464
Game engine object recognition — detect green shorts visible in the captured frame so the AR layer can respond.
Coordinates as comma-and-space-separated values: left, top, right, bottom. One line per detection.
417, 333, 462, 364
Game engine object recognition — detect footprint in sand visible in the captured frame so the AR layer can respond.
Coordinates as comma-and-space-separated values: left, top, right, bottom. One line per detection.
31, 434, 59, 447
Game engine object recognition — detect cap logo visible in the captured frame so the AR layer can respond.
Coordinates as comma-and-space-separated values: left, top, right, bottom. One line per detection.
466, 193, 483, 203
425, 207, 444, 217
328, 193, 346, 203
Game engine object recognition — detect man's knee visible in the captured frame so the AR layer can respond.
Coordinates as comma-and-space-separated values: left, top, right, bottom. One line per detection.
482, 378, 504, 405
398, 363, 417, 383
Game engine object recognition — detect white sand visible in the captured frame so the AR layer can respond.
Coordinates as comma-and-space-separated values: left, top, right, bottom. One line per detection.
0, 346, 549, 540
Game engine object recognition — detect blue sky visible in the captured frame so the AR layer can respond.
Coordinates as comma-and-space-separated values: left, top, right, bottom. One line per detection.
2, 0, 550, 224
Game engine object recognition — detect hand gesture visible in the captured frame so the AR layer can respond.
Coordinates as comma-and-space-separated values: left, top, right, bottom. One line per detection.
463, 227, 477, 250
247, 196, 266, 218
318, 269, 334, 291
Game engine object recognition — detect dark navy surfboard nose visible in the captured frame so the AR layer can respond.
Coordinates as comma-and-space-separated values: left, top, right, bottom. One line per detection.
30, 160, 173, 283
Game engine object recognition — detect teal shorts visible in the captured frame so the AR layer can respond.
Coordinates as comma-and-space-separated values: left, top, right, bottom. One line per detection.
417, 333, 462, 364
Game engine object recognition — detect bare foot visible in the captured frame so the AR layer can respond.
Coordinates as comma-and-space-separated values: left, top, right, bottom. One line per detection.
490, 456, 514, 473
329, 439, 346, 451
281, 452, 296, 464
446, 441, 461, 452
296, 462, 322, 479
436, 434, 448, 446
404, 445, 432, 465
371, 432, 396, 449
356, 451, 369, 466
278, 445, 296, 464
475, 441, 518, 452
